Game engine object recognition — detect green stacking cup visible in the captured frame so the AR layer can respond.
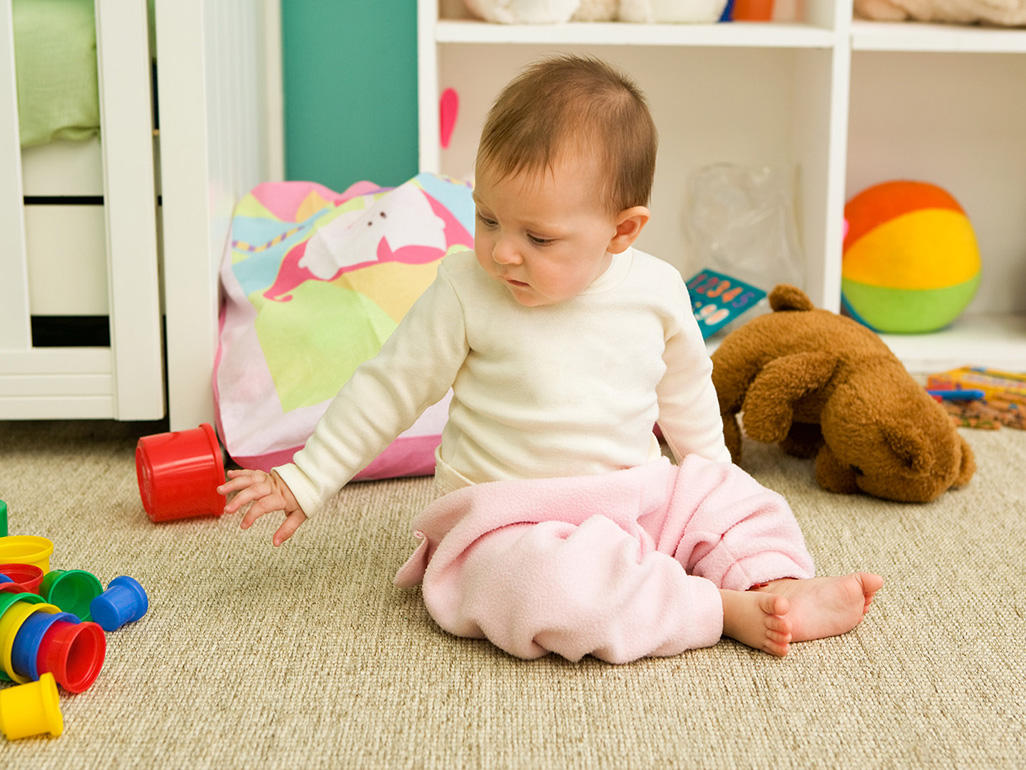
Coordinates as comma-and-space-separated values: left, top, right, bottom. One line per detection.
39, 570, 104, 622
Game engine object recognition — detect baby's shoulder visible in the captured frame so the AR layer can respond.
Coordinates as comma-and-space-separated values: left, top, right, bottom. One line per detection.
437, 248, 487, 289
626, 249, 687, 299
438, 247, 477, 276
630, 248, 682, 278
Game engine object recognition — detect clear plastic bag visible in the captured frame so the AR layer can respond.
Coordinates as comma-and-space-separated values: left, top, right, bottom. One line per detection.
684, 162, 805, 293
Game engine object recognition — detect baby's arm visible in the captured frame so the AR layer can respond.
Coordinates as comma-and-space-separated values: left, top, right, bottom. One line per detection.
657, 279, 732, 464
219, 469, 307, 547
220, 259, 470, 545
276, 267, 468, 517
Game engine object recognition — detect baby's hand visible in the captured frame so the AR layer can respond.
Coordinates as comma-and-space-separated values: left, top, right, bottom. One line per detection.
218, 469, 307, 547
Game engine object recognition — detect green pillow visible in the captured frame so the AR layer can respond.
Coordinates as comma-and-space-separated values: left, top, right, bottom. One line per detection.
13, 0, 99, 148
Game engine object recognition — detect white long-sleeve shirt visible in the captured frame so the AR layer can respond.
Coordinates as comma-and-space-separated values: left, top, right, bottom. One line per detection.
275, 247, 730, 516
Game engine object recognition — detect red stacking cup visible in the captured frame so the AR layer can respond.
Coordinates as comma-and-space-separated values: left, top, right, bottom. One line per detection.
36, 620, 106, 694
0, 564, 44, 594
136, 423, 227, 522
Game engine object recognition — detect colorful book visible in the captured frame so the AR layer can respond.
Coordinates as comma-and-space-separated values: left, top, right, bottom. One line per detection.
685, 269, 766, 339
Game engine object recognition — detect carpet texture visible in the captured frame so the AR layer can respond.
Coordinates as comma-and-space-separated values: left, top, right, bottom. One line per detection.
0, 419, 1023, 768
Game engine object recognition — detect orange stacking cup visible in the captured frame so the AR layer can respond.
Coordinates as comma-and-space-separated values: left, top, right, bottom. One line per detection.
136, 423, 227, 522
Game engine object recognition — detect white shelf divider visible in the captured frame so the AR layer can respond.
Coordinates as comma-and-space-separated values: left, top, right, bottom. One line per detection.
852, 19, 1026, 53
435, 19, 837, 47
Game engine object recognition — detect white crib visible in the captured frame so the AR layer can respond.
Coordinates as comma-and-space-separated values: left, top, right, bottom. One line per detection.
0, 0, 282, 430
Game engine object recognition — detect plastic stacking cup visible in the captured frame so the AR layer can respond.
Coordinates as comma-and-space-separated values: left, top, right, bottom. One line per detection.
0, 575, 10, 584
0, 591, 44, 619
0, 536, 54, 571
0, 593, 43, 683
0, 672, 62, 739
0, 601, 59, 683
11, 610, 78, 682
39, 569, 103, 621
89, 576, 148, 631
0, 563, 44, 594
36, 620, 106, 694
136, 423, 227, 522
0, 500, 7, 538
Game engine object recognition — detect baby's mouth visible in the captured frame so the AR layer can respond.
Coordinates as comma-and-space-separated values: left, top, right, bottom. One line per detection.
504, 277, 529, 287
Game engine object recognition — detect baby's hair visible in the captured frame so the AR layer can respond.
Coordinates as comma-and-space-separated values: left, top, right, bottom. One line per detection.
477, 55, 657, 213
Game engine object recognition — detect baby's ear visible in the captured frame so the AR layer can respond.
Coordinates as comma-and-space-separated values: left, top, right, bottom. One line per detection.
608, 206, 650, 253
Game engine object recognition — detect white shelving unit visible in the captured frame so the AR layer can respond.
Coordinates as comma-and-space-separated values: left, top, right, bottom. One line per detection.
418, 0, 1026, 373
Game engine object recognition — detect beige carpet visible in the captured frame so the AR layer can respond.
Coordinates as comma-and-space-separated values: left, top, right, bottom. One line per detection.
0, 419, 1023, 768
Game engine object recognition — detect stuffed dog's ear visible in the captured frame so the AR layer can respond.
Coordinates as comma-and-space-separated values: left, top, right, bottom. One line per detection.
879, 422, 932, 474
955, 434, 976, 487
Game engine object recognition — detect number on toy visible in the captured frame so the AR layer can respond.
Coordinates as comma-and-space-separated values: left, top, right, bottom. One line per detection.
731, 291, 755, 308
721, 286, 742, 303
707, 279, 731, 299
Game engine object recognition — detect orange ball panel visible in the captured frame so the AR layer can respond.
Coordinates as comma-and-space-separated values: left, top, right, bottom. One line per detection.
843, 180, 964, 251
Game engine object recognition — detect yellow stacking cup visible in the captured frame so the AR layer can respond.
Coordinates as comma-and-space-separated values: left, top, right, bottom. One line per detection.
0, 593, 42, 683
0, 536, 54, 571
0, 672, 63, 739
0, 600, 59, 682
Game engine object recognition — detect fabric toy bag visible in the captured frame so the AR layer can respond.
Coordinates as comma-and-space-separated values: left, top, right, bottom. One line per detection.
215, 172, 475, 479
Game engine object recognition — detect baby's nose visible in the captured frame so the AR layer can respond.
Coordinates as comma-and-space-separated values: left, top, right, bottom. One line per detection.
492, 239, 521, 265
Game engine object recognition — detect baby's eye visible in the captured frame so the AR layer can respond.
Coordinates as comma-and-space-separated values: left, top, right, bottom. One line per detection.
527, 234, 553, 247
476, 211, 497, 228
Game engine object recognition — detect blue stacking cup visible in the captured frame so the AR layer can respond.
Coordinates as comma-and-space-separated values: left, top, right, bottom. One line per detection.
89, 576, 148, 632
0, 575, 11, 584
11, 610, 79, 681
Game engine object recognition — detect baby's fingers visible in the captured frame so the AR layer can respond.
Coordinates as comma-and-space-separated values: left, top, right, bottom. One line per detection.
240, 493, 288, 529
222, 469, 267, 483
272, 510, 308, 547
218, 470, 260, 495
219, 472, 272, 515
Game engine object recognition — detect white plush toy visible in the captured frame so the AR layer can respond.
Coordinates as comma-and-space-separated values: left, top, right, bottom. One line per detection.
854, 0, 1026, 24
572, 0, 619, 20
618, 0, 727, 22
463, 0, 728, 23
463, 0, 580, 23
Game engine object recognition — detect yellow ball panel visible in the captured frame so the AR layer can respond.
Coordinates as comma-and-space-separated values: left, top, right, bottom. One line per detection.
843, 209, 980, 290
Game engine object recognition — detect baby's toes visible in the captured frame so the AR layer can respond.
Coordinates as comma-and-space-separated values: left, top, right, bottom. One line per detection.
764, 635, 790, 657
757, 592, 790, 617
857, 572, 884, 599
766, 614, 791, 636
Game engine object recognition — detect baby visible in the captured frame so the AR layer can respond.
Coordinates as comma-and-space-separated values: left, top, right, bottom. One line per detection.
220, 55, 881, 663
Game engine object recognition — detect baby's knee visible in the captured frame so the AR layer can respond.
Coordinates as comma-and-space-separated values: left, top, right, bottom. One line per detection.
474, 518, 645, 616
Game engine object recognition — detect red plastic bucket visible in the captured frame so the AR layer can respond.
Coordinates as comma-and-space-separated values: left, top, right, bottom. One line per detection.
136, 423, 226, 522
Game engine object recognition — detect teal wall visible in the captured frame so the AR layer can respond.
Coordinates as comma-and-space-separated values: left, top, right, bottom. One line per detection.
281, 1, 419, 190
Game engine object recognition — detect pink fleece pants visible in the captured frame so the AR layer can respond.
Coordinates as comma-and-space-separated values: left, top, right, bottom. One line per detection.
395, 455, 814, 664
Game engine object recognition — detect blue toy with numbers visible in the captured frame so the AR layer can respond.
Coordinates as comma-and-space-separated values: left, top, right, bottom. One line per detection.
686, 269, 766, 338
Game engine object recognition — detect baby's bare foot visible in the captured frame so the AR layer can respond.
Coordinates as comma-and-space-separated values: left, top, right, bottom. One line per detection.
720, 589, 793, 657
754, 573, 883, 642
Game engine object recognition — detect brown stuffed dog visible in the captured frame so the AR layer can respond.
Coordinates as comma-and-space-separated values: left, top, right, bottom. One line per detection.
711, 284, 975, 502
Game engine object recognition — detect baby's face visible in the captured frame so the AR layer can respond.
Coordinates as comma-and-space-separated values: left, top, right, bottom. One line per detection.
472, 154, 620, 307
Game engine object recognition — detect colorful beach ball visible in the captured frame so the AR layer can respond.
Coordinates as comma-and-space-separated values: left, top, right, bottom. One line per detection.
842, 180, 980, 333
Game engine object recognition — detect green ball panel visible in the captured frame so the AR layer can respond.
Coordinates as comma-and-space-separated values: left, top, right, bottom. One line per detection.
841, 274, 981, 334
